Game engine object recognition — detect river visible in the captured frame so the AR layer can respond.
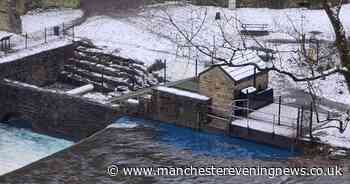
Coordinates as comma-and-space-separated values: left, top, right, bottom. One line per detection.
0, 122, 73, 176
0, 117, 349, 183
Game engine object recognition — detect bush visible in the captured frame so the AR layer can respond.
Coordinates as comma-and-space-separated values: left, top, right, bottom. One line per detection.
147, 59, 165, 73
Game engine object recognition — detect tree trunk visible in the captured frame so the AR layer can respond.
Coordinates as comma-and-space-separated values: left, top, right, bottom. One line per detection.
323, 0, 350, 88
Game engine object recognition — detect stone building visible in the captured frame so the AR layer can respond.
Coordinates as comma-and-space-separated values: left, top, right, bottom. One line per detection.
151, 86, 211, 129
198, 50, 269, 113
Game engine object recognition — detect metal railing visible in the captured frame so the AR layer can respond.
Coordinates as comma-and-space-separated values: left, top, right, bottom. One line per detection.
0, 23, 76, 58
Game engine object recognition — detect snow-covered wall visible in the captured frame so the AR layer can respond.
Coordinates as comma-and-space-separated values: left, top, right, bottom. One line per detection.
0, 79, 122, 141
0, 42, 75, 86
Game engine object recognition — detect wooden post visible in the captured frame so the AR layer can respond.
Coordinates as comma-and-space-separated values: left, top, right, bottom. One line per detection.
278, 96, 281, 125
327, 111, 330, 120
300, 106, 304, 136
44, 28, 47, 43
211, 35, 215, 65
197, 110, 201, 131
272, 114, 275, 137
73, 25, 75, 41
101, 68, 104, 87
309, 104, 313, 139
164, 59, 167, 85
316, 39, 320, 64
195, 59, 198, 78
340, 121, 343, 132
62, 23, 65, 38
296, 108, 300, 137
25, 33, 28, 49
253, 66, 257, 88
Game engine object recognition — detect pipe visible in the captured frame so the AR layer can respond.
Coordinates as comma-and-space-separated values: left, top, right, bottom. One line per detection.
66, 84, 94, 95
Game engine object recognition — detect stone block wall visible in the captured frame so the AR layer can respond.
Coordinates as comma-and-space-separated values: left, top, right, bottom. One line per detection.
199, 66, 269, 116
0, 43, 75, 86
199, 67, 235, 111
25, 0, 81, 10
151, 88, 210, 129
0, 80, 122, 140
41, 0, 80, 9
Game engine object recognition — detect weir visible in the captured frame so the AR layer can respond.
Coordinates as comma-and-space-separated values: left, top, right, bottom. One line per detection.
0, 37, 315, 181
0, 39, 310, 147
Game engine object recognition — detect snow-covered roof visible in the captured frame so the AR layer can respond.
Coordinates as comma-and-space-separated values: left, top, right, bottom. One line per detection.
219, 50, 267, 81
241, 86, 257, 94
0, 31, 13, 40
155, 86, 210, 101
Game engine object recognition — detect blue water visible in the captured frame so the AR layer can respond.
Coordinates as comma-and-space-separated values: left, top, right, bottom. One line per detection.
0, 122, 74, 176
114, 117, 298, 160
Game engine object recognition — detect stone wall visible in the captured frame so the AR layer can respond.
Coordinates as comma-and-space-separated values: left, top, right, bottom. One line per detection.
230, 124, 295, 149
0, 80, 122, 140
0, 43, 75, 86
199, 66, 269, 115
23, 0, 81, 11
0, 0, 22, 33
40, 0, 80, 9
151, 88, 210, 129
199, 67, 235, 111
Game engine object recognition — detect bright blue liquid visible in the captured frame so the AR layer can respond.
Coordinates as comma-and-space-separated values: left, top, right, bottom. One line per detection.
0, 122, 74, 176
114, 117, 299, 160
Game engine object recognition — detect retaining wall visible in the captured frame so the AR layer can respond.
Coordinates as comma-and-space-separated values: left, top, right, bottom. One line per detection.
0, 80, 123, 140
0, 42, 75, 86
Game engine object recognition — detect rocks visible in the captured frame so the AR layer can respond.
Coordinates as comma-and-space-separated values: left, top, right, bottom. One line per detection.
329, 149, 349, 160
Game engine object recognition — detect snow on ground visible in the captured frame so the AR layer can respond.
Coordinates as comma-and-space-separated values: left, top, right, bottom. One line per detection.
232, 118, 296, 137
21, 8, 83, 33
155, 86, 210, 100
1, 8, 82, 58
0, 39, 72, 63
314, 114, 350, 149
300, 73, 350, 105
234, 6, 350, 40
75, 3, 350, 83
83, 92, 110, 103
232, 102, 350, 149
76, 15, 202, 81
15, 3, 350, 149
0, 31, 13, 39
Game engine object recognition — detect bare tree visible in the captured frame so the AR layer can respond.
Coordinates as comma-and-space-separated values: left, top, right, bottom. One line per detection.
150, 1, 350, 134
322, 0, 350, 85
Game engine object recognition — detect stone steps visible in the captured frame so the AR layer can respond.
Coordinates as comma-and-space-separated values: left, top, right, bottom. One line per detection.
63, 65, 131, 90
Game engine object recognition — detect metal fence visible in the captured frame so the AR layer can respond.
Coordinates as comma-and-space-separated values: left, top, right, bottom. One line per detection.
0, 23, 76, 57
209, 95, 340, 138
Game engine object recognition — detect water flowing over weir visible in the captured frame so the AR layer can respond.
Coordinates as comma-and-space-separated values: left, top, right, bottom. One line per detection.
0, 121, 74, 176
1, 117, 349, 183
